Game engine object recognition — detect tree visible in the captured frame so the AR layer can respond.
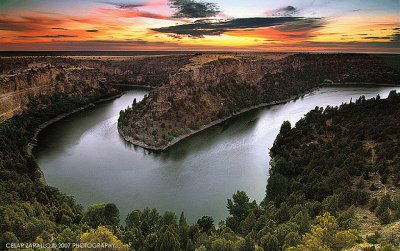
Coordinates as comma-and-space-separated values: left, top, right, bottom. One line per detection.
179, 212, 189, 249
83, 203, 119, 228
78, 226, 128, 251
279, 121, 291, 136
104, 203, 120, 227
186, 239, 195, 251
275, 203, 290, 224
179, 212, 188, 228
140, 208, 161, 235
265, 173, 288, 203
126, 210, 141, 229
211, 238, 235, 251
83, 204, 106, 228
274, 157, 296, 177
1, 232, 18, 248
236, 234, 255, 251
156, 226, 180, 251
197, 216, 215, 233
283, 232, 301, 250
227, 191, 251, 222
260, 233, 279, 251
122, 227, 144, 250
241, 211, 256, 235
144, 233, 158, 251
162, 211, 177, 226
287, 212, 358, 251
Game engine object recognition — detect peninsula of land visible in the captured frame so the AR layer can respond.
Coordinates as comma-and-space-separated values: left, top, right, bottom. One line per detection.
117, 53, 400, 150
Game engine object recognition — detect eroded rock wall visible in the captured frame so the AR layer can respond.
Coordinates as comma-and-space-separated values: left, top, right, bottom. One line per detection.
0, 55, 192, 121
118, 53, 400, 149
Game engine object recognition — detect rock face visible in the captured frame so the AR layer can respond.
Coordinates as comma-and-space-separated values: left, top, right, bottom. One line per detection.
0, 64, 110, 121
118, 53, 400, 149
0, 55, 192, 121
1, 53, 399, 148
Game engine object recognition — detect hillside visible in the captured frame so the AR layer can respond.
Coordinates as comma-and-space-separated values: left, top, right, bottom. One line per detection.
269, 90, 400, 250
118, 53, 400, 150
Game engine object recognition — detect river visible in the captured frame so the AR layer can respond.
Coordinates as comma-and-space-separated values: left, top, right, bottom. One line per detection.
34, 85, 400, 223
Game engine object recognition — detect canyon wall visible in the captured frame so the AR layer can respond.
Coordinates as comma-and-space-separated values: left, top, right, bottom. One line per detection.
0, 55, 192, 121
1, 53, 399, 146
118, 53, 400, 149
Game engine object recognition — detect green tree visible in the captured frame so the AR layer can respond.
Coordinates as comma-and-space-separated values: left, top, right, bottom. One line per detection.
78, 226, 128, 251
211, 238, 235, 251
104, 203, 120, 227
162, 211, 178, 226
83, 203, 119, 228
227, 191, 251, 222
126, 209, 141, 229
236, 234, 255, 251
260, 233, 279, 251
83, 204, 106, 228
179, 212, 188, 228
179, 212, 189, 250
265, 173, 288, 203
1, 231, 18, 249
283, 232, 301, 250
197, 216, 215, 233
287, 212, 358, 251
156, 226, 180, 251
241, 211, 256, 235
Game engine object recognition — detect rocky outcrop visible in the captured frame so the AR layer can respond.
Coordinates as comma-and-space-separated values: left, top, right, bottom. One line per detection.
0, 55, 192, 121
118, 53, 400, 150
0, 64, 110, 121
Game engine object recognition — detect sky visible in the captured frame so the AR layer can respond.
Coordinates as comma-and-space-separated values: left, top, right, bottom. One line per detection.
0, 0, 399, 52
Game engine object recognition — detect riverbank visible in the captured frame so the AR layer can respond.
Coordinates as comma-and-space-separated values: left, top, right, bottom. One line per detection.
27, 93, 123, 157
119, 87, 320, 151
119, 82, 400, 151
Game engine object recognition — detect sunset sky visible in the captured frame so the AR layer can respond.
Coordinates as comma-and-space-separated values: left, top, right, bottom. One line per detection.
0, 0, 399, 52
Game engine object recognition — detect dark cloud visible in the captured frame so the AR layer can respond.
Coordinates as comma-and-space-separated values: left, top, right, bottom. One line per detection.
285, 33, 316, 39
0, 20, 29, 31
86, 29, 99, 32
360, 28, 400, 42
0, 16, 63, 31
1, 39, 181, 50
51, 27, 68, 30
152, 17, 324, 37
18, 34, 78, 38
274, 18, 325, 32
100, 1, 147, 9
391, 28, 400, 42
272, 6, 298, 16
169, 0, 220, 18
363, 36, 392, 40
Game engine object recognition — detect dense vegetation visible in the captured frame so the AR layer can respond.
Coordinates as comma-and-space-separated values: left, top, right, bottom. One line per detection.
0, 89, 119, 248
1, 90, 400, 250
268, 90, 400, 249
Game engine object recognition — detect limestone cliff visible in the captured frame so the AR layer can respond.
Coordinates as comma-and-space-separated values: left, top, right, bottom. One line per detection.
0, 55, 191, 121
118, 53, 400, 150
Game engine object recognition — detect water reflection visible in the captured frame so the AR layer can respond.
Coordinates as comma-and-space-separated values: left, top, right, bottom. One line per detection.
35, 85, 400, 223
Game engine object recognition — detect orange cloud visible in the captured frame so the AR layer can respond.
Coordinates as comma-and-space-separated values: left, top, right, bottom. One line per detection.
226, 27, 318, 43
0, 15, 64, 31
